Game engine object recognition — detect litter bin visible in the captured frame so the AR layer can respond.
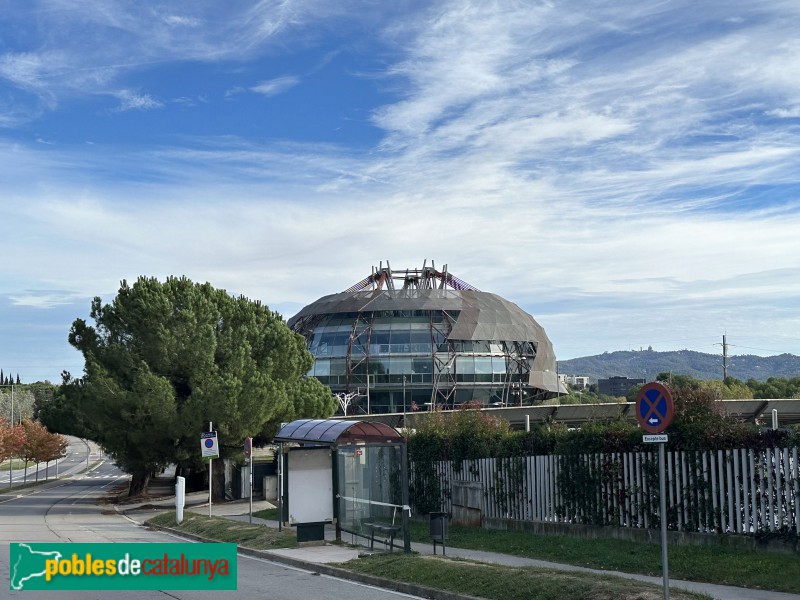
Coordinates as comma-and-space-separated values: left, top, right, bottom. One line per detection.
429, 511, 448, 555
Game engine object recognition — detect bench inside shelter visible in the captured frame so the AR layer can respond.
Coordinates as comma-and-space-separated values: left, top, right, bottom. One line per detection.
361, 506, 403, 551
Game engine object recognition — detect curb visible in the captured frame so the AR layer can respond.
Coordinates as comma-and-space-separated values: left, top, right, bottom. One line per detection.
146, 522, 483, 600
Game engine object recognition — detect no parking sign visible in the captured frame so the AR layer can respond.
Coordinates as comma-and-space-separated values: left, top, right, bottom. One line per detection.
201, 431, 219, 458
635, 382, 674, 434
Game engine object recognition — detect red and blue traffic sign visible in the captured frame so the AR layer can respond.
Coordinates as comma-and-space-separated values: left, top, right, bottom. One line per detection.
635, 382, 674, 434
200, 430, 219, 458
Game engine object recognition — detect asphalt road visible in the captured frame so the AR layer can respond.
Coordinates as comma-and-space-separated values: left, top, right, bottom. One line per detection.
0, 448, 423, 600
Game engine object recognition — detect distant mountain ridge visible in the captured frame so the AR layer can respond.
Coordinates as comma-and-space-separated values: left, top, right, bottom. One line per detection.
557, 349, 800, 383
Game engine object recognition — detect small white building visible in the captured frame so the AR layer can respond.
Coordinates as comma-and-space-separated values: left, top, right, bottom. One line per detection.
558, 374, 590, 390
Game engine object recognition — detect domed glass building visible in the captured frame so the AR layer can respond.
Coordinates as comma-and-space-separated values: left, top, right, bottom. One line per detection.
288, 263, 564, 414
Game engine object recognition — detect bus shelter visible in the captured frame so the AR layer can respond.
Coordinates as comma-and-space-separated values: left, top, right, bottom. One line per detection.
274, 419, 411, 552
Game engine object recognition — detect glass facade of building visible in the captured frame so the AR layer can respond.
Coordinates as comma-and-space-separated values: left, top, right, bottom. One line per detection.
301, 309, 538, 413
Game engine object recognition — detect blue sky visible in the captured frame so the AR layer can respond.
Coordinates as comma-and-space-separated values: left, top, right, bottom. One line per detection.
2, 1, 799, 384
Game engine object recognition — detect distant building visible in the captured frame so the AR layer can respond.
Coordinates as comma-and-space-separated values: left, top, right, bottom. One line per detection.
559, 374, 590, 390
598, 376, 645, 397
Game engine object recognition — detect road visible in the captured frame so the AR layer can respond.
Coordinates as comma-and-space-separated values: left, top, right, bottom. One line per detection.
0, 446, 422, 600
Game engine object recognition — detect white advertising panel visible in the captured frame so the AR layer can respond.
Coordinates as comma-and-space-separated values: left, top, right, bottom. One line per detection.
287, 447, 333, 524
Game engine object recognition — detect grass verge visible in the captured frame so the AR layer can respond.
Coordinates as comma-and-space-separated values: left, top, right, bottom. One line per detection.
252, 507, 278, 521
406, 520, 800, 594
0, 480, 43, 493
345, 554, 711, 600
146, 512, 713, 600
148, 511, 297, 550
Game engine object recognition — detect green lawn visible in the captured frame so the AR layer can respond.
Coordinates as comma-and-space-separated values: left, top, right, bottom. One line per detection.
148, 511, 297, 549
252, 507, 278, 521
247, 510, 799, 593
147, 511, 712, 600
345, 553, 711, 600
406, 519, 800, 594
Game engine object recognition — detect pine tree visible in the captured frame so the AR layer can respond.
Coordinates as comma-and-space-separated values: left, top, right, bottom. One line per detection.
46, 275, 336, 496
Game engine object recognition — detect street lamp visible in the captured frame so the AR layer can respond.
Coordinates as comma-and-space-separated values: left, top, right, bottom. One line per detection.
1, 383, 15, 423
366, 373, 372, 415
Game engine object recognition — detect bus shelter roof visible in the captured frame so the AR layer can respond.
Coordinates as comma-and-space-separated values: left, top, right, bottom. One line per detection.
274, 419, 404, 446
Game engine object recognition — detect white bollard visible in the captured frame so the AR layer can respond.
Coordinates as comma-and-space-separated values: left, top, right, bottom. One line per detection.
175, 476, 186, 525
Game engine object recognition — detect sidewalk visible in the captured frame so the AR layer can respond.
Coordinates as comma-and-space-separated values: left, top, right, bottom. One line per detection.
133, 494, 800, 600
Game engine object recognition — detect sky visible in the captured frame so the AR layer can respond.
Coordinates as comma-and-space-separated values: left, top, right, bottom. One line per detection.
2, 0, 800, 384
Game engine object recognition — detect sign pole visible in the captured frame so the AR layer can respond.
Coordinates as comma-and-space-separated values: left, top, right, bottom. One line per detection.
208, 421, 213, 518
659, 441, 669, 600
277, 443, 282, 532
249, 451, 253, 524
636, 382, 674, 600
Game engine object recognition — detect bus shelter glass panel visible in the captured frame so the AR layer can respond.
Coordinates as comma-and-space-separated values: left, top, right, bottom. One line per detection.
336, 444, 404, 541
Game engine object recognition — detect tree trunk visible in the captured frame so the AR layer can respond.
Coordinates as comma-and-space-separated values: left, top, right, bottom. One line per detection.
210, 459, 226, 501
128, 472, 150, 497
183, 466, 205, 492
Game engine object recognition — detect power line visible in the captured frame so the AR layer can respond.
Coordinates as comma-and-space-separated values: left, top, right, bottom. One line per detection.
727, 344, 795, 355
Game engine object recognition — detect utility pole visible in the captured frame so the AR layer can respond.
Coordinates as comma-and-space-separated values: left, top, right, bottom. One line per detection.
722, 335, 728, 380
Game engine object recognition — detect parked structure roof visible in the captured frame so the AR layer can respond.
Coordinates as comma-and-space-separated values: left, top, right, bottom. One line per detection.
274, 418, 404, 445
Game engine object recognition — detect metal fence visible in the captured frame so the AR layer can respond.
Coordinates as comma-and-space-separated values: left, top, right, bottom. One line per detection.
416, 447, 800, 535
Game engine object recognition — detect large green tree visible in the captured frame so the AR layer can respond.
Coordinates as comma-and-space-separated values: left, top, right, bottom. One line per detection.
47, 276, 335, 495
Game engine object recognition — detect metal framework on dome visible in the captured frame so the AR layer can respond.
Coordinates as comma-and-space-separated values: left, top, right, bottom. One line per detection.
344, 260, 478, 294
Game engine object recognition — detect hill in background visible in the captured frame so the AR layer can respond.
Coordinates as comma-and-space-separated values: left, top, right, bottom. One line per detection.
557, 349, 800, 383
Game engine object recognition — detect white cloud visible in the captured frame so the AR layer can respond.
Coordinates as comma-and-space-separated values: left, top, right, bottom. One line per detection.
114, 90, 163, 112
767, 106, 800, 118
0, 52, 65, 105
0, 1, 360, 119
251, 76, 300, 97
8, 291, 82, 309
163, 15, 201, 28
